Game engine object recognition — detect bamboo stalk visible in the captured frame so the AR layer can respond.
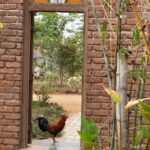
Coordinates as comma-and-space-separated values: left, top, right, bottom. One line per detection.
129, 0, 150, 65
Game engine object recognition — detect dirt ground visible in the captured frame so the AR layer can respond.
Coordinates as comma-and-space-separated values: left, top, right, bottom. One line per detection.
33, 94, 82, 113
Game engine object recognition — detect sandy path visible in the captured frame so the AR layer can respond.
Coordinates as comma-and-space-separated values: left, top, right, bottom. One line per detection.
33, 94, 82, 113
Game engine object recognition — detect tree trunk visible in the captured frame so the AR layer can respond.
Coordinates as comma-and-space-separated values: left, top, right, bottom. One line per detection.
116, 54, 128, 150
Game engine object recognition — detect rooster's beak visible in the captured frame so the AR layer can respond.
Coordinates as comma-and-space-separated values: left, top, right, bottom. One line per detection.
34, 117, 39, 122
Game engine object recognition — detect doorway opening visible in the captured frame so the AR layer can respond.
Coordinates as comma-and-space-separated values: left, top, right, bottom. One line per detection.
29, 12, 84, 149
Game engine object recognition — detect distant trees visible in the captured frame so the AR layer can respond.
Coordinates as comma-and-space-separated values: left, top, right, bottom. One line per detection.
34, 12, 84, 85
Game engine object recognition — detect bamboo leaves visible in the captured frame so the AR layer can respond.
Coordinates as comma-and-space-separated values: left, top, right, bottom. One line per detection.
132, 28, 141, 46
102, 21, 109, 45
78, 116, 99, 150
133, 125, 150, 149
119, 48, 132, 60
125, 100, 150, 122
140, 102, 150, 121
104, 87, 122, 103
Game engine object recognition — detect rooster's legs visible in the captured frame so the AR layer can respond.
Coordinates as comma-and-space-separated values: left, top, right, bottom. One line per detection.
52, 136, 56, 143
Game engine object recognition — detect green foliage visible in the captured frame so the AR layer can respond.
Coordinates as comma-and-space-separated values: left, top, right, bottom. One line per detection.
55, 43, 78, 76
132, 28, 141, 46
67, 76, 82, 94
44, 73, 59, 84
78, 116, 100, 150
34, 12, 84, 79
139, 102, 150, 121
34, 83, 51, 104
119, 0, 127, 16
101, 21, 109, 45
119, 48, 132, 60
128, 57, 147, 81
133, 125, 150, 149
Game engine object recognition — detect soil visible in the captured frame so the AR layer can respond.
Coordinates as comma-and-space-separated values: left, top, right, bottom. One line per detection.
33, 94, 82, 113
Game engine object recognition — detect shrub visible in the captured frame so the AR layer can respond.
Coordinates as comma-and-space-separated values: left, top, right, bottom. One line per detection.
67, 76, 82, 94
78, 116, 100, 150
33, 83, 51, 104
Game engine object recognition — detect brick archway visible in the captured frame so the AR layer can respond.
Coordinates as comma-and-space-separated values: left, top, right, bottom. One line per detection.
21, 0, 88, 148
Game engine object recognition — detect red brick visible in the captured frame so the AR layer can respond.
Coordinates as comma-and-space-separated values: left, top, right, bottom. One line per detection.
2, 4, 17, 10
3, 138, 19, 145
93, 71, 107, 77
86, 77, 102, 83
87, 90, 101, 96
0, 94, 14, 100
0, 81, 14, 87
5, 23, 23, 30
0, 145, 14, 150
0, 68, 15, 74
93, 110, 109, 116
0, 132, 19, 138
0, 74, 4, 80
7, 0, 23, 4
0, 100, 4, 106
5, 74, 21, 81
87, 51, 103, 57
87, 64, 103, 70
6, 49, 21, 56
0, 119, 14, 125
92, 58, 105, 64
5, 100, 20, 106
0, 106, 14, 113
4, 113, 20, 120
1, 42, 16, 49
4, 87, 20, 93
0, 49, 5, 55
86, 103, 101, 109
2, 126, 20, 132
1, 29, 17, 36
7, 10, 23, 16
5, 62, 21, 68
0, 36, 5, 42
0, 62, 4, 67
7, 37, 23, 43
2, 16, 17, 23
1, 55, 16, 61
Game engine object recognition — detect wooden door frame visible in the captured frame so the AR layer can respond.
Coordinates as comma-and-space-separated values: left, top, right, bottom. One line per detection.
21, 0, 88, 148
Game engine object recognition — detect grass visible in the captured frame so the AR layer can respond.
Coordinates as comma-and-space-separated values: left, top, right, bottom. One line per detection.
32, 101, 65, 139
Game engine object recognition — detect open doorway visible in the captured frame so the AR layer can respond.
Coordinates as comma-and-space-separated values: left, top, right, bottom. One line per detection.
30, 12, 84, 149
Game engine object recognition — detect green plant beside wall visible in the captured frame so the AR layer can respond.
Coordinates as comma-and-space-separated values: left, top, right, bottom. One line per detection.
78, 116, 100, 150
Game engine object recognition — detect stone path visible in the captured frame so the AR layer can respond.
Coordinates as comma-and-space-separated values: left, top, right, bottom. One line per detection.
21, 113, 81, 150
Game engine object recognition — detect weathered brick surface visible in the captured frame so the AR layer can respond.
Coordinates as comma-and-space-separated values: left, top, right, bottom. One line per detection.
87, 0, 150, 148
0, 0, 149, 149
0, 0, 23, 149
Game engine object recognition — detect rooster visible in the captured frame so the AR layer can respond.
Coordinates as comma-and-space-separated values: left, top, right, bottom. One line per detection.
34, 114, 68, 143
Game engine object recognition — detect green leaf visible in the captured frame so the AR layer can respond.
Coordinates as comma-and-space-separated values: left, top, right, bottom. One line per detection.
101, 21, 109, 44
139, 102, 150, 113
139, 102, 150, 121
132, 28, 140, 46
104, 87, 122, 103
78, 116, 99, 145
134, 125, 150, 148
140, 110, 150, 121
119, 48, 132, 60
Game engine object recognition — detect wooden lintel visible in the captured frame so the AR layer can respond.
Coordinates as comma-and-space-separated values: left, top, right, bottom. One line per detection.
29, 2, 86, 12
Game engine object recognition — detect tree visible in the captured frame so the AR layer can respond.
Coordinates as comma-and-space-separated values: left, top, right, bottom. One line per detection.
34, 12, 84, 84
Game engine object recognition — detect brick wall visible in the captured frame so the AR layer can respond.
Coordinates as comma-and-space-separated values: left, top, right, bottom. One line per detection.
0, 0, 23, 149
0, 0, 149, 149
86, 0, 150, 148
